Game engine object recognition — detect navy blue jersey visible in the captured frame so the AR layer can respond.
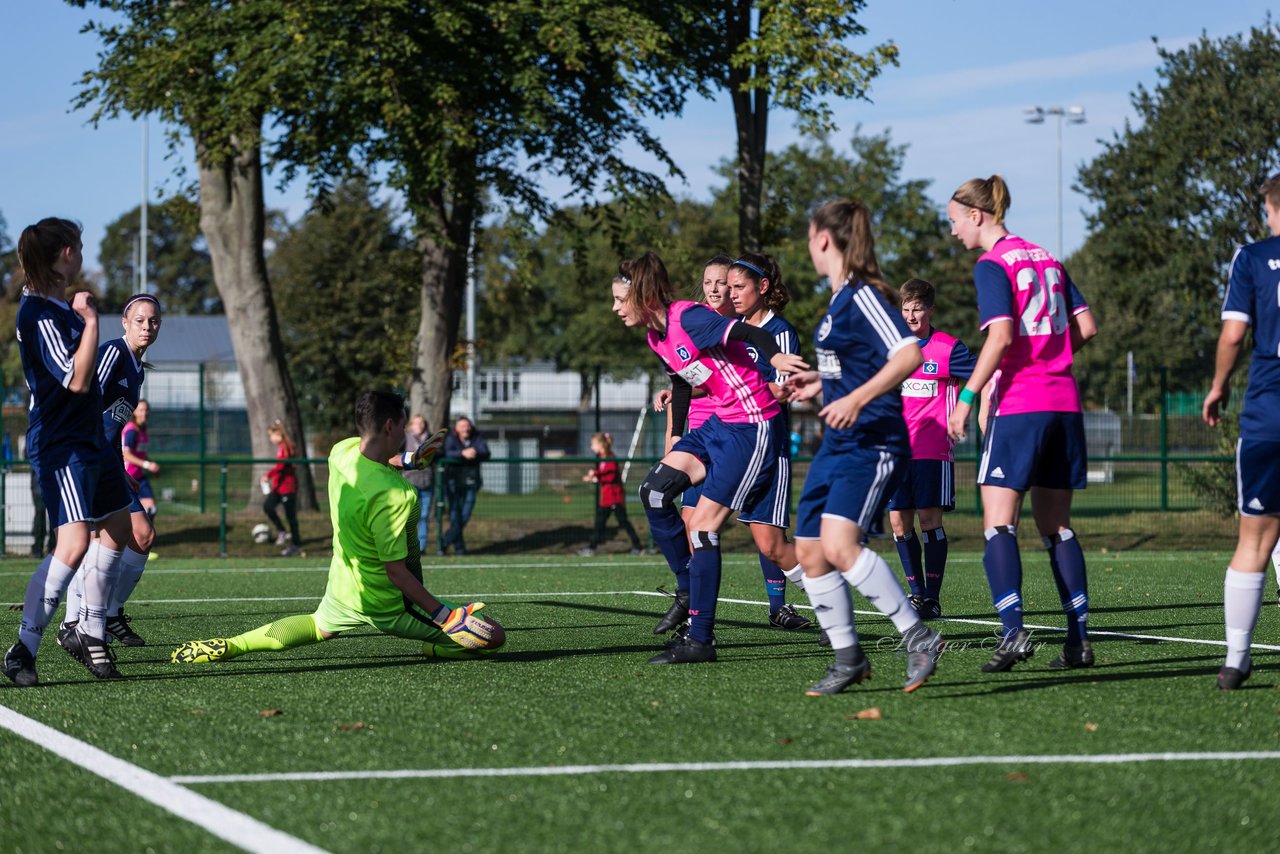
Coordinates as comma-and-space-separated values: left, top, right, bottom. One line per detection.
741, 310, 800, 383
97, 337, 146, 445
814, 281, 918, 454
17, 293, 105, 461
1222, 235, 1280, 441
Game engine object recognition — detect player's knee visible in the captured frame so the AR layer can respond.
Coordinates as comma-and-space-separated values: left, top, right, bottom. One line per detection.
638, 462, 691, 512
1041, 526, 1076, 549
690, 530, 719, 551
133, 526, 156, 553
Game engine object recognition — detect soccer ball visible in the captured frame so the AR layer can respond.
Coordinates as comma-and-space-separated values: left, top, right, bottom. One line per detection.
252, 523, 273, 544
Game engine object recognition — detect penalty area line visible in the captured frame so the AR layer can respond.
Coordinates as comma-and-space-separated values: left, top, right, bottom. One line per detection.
0, 705, 330, 854
170, 750, 1280, 784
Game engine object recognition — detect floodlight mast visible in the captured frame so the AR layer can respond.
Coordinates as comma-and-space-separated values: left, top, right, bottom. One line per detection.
1024, 105, 1086, 257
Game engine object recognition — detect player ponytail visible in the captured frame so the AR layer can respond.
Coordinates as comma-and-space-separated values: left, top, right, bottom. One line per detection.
951, 175, 1011, 225
618, 251, 675, 320
17, 218, 82, 298
810, 199, 895, 305
730, 252, 790, 312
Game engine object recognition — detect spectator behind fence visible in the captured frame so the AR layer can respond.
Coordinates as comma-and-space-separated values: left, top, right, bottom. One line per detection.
578, 431, 643, 557
262, 419, 303, 556
403, 414, 437, 553
440, 417, 490, 556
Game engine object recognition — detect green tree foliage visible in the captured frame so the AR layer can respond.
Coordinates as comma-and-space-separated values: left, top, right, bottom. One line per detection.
479, 129, 974, 390
1074, 22, 1280, 409
268, 180, 419, 434
98, 197, 217, 314
686, 1, 898, 250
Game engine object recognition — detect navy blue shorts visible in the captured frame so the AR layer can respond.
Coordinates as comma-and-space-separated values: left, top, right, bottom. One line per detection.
672, 414, 784, 514
680, 481, 704, 510
795, 444, 905, 539
737, 447, 791, 528
34, 445, 132, 527
129, 475, 154, 514
888, 459, 955, 512
1238, 437, 1280, 516
979, 411, 1087, 492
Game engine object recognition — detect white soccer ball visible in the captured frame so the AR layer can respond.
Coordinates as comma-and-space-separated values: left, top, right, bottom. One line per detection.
252, 523, 273, 544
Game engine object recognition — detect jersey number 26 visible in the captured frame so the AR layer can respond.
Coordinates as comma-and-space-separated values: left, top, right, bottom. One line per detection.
1016, 266, 1068, 337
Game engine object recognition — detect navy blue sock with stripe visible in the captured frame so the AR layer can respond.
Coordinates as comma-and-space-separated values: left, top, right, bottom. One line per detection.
983, 525, 1023, 640
893, 531, 924, 596
1044, 528, 1088, 644
640, 466, 691, 591
759, 553, 787, 614
922, 527, 948, 600
688, 531, 722, 643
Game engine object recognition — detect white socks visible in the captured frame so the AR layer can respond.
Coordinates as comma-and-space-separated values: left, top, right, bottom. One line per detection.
1224, 568, 1264, 672
782, 563, 806, 591
110, 547, 149, 613
843, 548, 919, 634
804, 570, 856, 650
18, 555, 74, 656
79, 543, 123, 641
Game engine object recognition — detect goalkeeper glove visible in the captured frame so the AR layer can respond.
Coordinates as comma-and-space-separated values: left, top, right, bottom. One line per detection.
400, 428, 448, 470
432, 601, 494, 650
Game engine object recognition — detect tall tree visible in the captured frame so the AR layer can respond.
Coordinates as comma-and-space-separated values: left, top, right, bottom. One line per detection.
1074, 22, 1280, 408
694, 1, 898, 251
270, 1, 703, 431
72, 0, 317, 506
269, 179, 420, 434
98, 197, 218, 313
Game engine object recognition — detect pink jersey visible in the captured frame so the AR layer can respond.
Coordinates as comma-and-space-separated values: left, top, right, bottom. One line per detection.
977, 236, 1080, 415
122, 421, 149, 480
687, 394, 716, 432
648, 301, 779, 425
900, 330, 967, 461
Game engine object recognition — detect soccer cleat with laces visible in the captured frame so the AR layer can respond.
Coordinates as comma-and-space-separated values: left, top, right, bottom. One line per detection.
57, 620, 84, 663
981, 628, 1034, 672
804, 649, 872, 696
106, 613, 146, 647
422, 642, 494, 660
1048, 639, 1094, 669
818, 627, 831, 647
907, 594, 923, 612
76, 631, 123, 679
768, 604, 812, 631
652, 587, 690, 635
647, 635, 716, 664
171, 639, 230, 664
3, 642, 38, 687
918, 598, 943, 620
1217, 666, 1250, 691
661, 621, 692, 649
903, 623, 945, 693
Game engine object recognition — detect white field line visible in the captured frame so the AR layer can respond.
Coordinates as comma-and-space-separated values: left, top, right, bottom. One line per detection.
0, 706, 329, 854
636, 591, 1280, 652
170, 751, 1280, 785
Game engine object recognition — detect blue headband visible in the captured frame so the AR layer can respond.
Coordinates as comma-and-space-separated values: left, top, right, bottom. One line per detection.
731, 258, 769, 279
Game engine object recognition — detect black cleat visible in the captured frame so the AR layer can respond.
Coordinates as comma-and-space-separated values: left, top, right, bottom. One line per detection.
647, 635, 716, 664
57, 621, 85, 663
76, 631, 123, 680
903, 623, 945, 693
661, 621, 691, 649
3, 642, 38, 687
1217, 666, 1250, 691
805, 649, 872, 696
818, 627, 831, 647
907, 594, 923, 612
1048, 639, 1094, 669
982, 629, 1034, 673
918, 598, 943, 620
768, 604, 812, 631
653, 587, 690, 635
106, 613, 146, 647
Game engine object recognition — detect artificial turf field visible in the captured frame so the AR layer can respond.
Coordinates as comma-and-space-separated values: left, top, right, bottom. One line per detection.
2, 550, 1278, 853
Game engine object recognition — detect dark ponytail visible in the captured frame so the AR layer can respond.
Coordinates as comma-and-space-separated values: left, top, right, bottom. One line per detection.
17, 218, 82, 297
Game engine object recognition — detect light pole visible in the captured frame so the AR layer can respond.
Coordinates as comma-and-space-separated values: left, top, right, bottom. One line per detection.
1024, 105, 1085, 258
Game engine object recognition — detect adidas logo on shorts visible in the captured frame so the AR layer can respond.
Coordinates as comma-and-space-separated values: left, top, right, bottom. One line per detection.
1247, 497, 1264, 511
990, 467, 1006, 479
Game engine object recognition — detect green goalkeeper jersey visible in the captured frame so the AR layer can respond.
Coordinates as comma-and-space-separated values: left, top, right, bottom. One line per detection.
323, 436, 421, 619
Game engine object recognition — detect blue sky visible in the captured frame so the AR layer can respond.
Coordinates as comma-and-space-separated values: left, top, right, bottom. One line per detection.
1, 1, 1275, 275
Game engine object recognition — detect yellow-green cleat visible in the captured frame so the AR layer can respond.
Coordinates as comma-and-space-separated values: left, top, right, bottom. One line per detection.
171, 639, 229, 664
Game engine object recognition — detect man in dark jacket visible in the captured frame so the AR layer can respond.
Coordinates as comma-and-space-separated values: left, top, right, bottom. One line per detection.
440, 417, 490, 556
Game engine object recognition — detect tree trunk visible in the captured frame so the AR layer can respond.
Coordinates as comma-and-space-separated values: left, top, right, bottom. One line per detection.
728, 0, 768, 253
196, 128, 316, 511
408, 187, 476, 433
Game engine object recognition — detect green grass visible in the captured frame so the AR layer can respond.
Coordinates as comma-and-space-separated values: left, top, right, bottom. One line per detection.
2, 551, 1277, 852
